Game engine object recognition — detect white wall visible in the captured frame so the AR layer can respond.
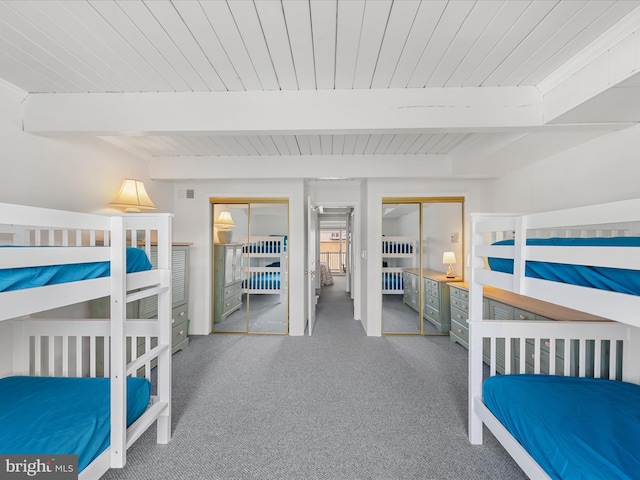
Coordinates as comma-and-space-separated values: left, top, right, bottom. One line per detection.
172, 179, 305, 336
488, 124, 640, 213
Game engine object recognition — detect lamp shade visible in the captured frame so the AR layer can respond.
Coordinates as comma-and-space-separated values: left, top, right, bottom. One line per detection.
442, 251, 457, 264
109, 179, 156, 212
215, 211, 235, 229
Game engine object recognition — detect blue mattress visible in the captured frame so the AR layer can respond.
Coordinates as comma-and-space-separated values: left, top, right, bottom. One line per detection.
0, 247, 152, 292
488, 237, 640, 296
484, 374, 640, 480
243, 272, 281, 290
382, 273, 403, 290
0, 376, 151, 473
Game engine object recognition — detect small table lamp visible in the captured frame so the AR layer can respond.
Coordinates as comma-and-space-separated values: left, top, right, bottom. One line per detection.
215, 211, 235, 244
443, 251, 457, 278
109, 179, 156, 213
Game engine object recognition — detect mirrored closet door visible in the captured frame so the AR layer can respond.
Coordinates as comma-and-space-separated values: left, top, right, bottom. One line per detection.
211, 199, 289, 334
382, 198, 464, 335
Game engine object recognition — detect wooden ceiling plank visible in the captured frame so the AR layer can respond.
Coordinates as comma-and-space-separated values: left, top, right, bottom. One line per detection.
216, 136, 248, 156
332, 134, 346, 155
352, 0, 393, 89
0, 2, 113, 92
282, 0, 316, 90
284, 135, 301, 155
524, 0, 640, 85
320, 135, 333, 155
407, 0, 476, 88
0, 33, 76, 92
227, 0, 279, 90
308, 134, 322, 155
335, 0, 365, 89
270, 135, 291, 155
342, 135, 357, 155
59, 0, 167, 92
233, 136, 260, 156
429, 0, 505, 87
448, 1, 528, 87
201, 136, 233, 156
353, 134, 370, 154
14, 0, 139, 92
417, 133, 446, 154
258, 135, 281, 155
406, 133, 432, 154
363, 134, 383, 154
199, 1, 261, 90
310, 0, 338, 89
395, 133, 422, 154
296, 135, 312, 155
384, 133, 407, 154
254, 0, 298, 90
171, 1, 244, 91
116, 0, 208, 91
464, 1, 560, 87
443, 133, 473, 153
370, 0, 421, 88
89, 0, 188, 91
246, 136, 270, 155
0, 47, 61, 93
389, 0, 447, 88
374, 133, 395, 154
496, 0, 589, 86
143, 0, 225, 91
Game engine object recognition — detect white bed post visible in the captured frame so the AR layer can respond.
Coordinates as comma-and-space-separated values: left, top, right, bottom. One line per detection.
156, 214, 172, 444
623, 327, 640, 385
110, 216, 127, 468
468, 214, 484, 444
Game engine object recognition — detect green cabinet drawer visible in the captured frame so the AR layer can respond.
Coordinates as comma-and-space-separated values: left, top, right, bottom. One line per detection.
172, 319, 188, 350
223, 280, 242, 300
223, 293, 243, 316
451, 317, 468, 345
424, 293, 440, 311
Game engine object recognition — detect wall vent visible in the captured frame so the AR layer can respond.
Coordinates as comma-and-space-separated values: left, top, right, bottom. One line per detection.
186, 189, 195, 199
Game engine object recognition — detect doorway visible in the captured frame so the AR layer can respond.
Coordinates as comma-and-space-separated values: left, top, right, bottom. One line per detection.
211, 199, 289, 334
381, 197, 464, 335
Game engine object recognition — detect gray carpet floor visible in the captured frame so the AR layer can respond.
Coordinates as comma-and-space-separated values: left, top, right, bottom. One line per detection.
103, 277, 527, 480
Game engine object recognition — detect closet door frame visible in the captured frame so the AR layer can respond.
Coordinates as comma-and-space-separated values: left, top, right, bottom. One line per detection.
381, 196, 465, 336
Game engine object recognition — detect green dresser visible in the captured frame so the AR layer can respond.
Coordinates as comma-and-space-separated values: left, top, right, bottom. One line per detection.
448, 283, 614, 376
213, 244, 244, 324
402, 268, 461, 334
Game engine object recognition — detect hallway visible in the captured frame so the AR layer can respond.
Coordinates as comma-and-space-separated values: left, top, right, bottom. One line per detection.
312, 275, 363, 337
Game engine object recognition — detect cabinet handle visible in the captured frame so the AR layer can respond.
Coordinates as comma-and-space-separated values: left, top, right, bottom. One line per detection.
457, 314, 462, 319
179, 330, 184, 336
453, 300, 458, 306
519, 314, 526, 320
180, 311, 185, 317
531, 354, 535, 359
226, 303, 230, 307
457, 329, 462, 334
172, 318, 175, 324
544, 341, 551, 347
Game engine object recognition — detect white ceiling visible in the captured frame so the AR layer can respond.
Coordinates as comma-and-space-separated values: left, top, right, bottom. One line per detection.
2, 0, 640, 177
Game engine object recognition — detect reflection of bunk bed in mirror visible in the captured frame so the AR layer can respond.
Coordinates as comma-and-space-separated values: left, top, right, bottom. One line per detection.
381, 236, 417, 294
241, 236, 287, 300
0, 202, 173, 479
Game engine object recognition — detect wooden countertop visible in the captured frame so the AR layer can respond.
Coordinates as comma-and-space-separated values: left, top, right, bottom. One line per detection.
403, 268, 462, 283
449, 282, 610, 322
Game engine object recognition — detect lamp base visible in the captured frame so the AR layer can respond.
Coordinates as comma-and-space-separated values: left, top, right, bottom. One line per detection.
446, 264, 455, 278
217, 229, 233, 244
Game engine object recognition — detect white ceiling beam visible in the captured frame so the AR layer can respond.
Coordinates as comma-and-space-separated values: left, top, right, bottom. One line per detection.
542, 10, 640, 123
23, 87, 542, 136
149, 154, 451, 180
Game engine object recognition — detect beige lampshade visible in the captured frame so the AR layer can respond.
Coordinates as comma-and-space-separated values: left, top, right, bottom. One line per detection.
109, 179, 156, 213
442, 251, 457, 264
215, 211, 235, 229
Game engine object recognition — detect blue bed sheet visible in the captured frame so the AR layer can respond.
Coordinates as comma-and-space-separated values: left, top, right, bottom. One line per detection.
484, 374, 640, 480
0, 376, 151, 473
488, 237, 640, 296
382, 273, 403, 290
0, 247, 152, 292
243, 272, 280, 290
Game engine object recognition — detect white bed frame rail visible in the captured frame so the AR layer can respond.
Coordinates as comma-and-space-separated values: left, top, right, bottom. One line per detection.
240, 235, 286, 297
468, 198, 640, 479
382, 236, 417, 294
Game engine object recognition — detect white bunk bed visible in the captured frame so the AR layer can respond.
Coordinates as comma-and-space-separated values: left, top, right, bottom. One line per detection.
0, 203, 173, 479
381, 236, 417, 294
468, 198, 640, 479
240, 235, 286, 298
